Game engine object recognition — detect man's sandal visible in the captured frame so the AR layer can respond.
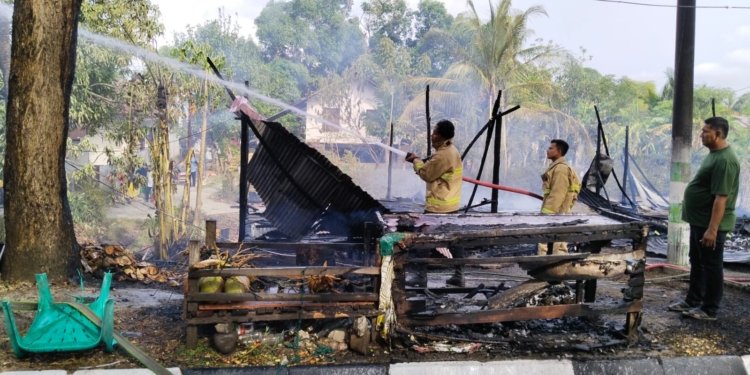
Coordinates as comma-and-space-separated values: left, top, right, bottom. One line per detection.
682, 307, 717, 321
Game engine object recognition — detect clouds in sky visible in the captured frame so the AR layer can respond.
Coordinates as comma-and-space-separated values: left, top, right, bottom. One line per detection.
727, 49, 750, 65
737, 25, 750, 37
153, 0, 259, 44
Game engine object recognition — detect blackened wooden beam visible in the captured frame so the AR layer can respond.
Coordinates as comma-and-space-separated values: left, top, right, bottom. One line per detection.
408, 254, 588, 266
187, 309, 380, 324
190, 266, 379, 278
197, 300, 375, 311
215, 241, 365, 250
188, 292, 378, 303
402, 300, 643, 326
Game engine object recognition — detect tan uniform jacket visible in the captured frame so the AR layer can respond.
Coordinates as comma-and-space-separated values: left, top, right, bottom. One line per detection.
541, 157, 581, 214
413, 140, 463, 213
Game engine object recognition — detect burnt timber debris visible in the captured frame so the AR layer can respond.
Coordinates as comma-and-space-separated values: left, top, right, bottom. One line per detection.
184, 62, 649, 354
184, 212, 648, 353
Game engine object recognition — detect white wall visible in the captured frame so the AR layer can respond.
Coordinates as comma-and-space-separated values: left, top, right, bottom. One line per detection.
305, 82, 378, 144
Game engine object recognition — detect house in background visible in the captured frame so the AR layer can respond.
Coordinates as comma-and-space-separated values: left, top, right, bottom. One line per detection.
305, 81, 385, 163
67, 127, 182, 183
67, 127, 126, 182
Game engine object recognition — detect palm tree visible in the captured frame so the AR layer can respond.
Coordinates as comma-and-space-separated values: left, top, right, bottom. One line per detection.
456, 0, 548, 112
400, 0, 556, 171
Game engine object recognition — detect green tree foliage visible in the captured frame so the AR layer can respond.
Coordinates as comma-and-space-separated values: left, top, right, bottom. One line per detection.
353, 41, 412, 141
361, 0, 413, 46
72, 0, 162, 131
413, 0, 453, 40
255, 0, 364, 78
733, 92, 750, 115
413, 1, 458, 76
252, 1, 367, 134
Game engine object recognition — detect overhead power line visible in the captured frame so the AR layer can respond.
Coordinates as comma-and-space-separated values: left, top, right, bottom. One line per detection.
594, 0, 750, 9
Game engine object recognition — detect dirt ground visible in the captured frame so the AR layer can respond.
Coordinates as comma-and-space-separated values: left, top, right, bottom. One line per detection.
2, 183, 749, 370
2, 253, 750, 371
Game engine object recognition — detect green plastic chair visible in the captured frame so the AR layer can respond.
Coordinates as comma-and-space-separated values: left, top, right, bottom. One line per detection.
1, 272, 116, 358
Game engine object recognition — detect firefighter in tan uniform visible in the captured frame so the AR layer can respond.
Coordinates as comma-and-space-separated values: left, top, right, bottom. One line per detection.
406, 120, 465, 285
406, 120, 463, 214
538, 139, 581, 255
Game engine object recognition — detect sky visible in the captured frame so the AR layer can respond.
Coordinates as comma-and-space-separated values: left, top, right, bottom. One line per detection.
152, 0, 750, 95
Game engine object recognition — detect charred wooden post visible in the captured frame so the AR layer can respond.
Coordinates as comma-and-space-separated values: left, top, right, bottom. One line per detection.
426, 85, 431, 157
205, 220, 217, 250
491, 93, 503, 213
393, 251, 409, 316
239, 99, 250, 241
575, 280, 585, 304
624, 258, 645, 340
623, 225, 648, 340
188, 240, 201, 267
186, 239, 201, 348
363, 222, 379, 267
387, 122, 395, 200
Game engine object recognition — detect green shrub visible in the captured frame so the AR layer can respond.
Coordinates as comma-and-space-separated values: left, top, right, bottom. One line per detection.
68, 178, 109, 227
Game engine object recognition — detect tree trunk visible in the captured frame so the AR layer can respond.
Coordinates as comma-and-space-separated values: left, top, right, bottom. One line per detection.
0, 17, 11, 99
2, 0, 82, 282
193, 74, 209, 228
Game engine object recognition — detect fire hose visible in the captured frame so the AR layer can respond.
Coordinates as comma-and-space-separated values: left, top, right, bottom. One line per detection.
646, 263, 750, 283
462, 176, 543, 200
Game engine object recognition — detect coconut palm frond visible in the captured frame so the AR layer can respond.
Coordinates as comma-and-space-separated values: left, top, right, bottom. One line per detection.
404, 76, 462, 91
399, 90, 468, 124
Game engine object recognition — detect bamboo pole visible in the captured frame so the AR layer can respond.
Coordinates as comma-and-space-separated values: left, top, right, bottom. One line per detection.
193, 73, 209, 228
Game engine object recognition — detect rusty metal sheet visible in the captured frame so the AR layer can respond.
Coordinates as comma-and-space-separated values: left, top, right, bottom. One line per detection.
248, 120, 386, 240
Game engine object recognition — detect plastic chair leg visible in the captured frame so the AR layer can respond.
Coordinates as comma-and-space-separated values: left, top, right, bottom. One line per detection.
101, 299, 116, 352
89, 272, 113, 318
1, 301, 27, 358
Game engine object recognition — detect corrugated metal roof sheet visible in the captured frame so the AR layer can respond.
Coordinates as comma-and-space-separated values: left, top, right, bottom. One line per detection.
248, 120, 387, 240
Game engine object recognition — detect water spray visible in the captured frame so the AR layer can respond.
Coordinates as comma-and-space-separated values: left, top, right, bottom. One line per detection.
0, 3, 406, 157
81, 31, 407, 155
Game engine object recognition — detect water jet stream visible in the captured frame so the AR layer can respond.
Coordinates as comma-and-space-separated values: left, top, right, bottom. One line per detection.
0, 3, 407, 157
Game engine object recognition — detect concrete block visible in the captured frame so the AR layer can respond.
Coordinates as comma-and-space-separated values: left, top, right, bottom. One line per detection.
183, 368, 285, 375
390, 359, 575, 375
70, 369, 180, 375
289, 364, 388, 375
662, 355, 746, 375
73, 369, 181, 375
742, 355, 750, 375
573, 358, 663, 375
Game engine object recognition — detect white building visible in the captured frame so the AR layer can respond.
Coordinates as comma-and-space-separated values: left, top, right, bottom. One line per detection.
304, 81, 385, 162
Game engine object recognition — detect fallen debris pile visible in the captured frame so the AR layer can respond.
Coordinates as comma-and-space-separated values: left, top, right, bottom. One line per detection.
191, 247, 266, 269
80, 243, 180, 286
